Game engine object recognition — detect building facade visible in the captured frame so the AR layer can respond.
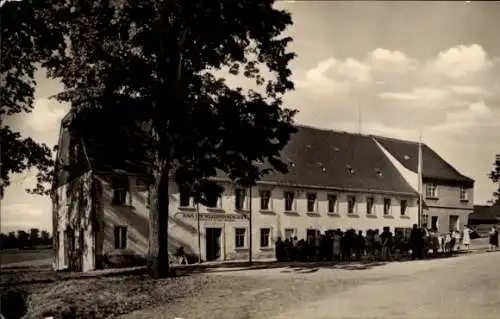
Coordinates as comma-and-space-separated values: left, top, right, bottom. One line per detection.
52, 121, 473, 272
374, 136, 474, 234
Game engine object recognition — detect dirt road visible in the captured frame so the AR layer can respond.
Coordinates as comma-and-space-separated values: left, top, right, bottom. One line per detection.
273, 252, 500, 319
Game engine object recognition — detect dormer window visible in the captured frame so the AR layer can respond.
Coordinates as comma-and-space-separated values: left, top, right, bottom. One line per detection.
346, 165, 355, 175
403, 155, 410, 160
375, 168, 382, 177
318, 162, 327, 172
289, 161, 295, 168
112, 176, 129, 205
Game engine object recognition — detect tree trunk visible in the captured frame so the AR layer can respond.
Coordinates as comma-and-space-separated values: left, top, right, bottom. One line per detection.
147, 164, 170, 278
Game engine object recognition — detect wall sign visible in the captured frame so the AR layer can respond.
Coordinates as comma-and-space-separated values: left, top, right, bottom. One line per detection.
179, 212, 247, 222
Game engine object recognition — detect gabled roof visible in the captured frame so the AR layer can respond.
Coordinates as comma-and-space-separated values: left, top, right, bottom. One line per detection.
373, 135, 474, 183
469, 205, 500, 223
61, 112, 465, 195
252, 125, 417, 195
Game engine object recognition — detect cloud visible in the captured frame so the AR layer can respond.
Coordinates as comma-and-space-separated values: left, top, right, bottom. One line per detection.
448, 85, 484, 96
27, 98, 67, 134
425, 44, 490, 78
429, 100, 500, 134
379, 87, 449, 105
0, 202, 51, 233
293, 44, 500, 136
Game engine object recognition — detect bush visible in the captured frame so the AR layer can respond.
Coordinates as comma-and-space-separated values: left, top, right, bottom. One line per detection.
104, 250, 146, 268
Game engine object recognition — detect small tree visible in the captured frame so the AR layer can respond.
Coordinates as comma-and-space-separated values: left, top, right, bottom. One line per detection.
48, 0, 297, 277
489, 154, 500, 205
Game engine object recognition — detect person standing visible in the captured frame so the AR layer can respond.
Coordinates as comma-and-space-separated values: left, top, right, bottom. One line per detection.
410, 224, 423, 260
462, 225, 471, 251
333, 230, 341, 261
489, 226, 499, 251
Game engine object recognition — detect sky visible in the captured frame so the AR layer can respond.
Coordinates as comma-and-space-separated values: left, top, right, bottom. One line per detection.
2, 1, 500, 233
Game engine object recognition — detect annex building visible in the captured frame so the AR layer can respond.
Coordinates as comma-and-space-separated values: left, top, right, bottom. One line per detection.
52, 116, 474, 272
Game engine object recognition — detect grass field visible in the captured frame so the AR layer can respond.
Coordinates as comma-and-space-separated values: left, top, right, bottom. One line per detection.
0, 249, 52, 268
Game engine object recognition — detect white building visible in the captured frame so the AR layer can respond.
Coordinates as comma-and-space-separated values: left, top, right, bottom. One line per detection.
52, 119, 473, 272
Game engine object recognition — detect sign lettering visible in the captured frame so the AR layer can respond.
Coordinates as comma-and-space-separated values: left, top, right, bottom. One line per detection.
179, 212, 247, 222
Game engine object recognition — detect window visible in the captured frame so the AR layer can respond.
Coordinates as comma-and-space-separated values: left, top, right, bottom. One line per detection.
112, 176, 129, 205
235, 228, 246, 248
431, 216, 439, 230
260, 190, 271, 210
207, 193, 221, 208
425, 184, 438, 198
306, 192, 317, 212
383, 198, 391, 215
235, 188, 246, 210
327, 194, 338, 213
400, 199, 408, 216
422, 214, 429, 226
366, 197, 374, 215
459, 187, 468, 201
284, 191, 295, 211
284, 228, 296, 240
179, 187, 191, 207
449, 215, 459, 231
114, 226, 127, 249
260, 228, 271, 248
347, 196, 356, 214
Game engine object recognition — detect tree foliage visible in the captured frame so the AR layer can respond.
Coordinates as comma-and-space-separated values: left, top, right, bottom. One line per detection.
0, 228, 52, 249
0, 0, 67, 196
489, 155, 500, 205
46, 0, 297, 277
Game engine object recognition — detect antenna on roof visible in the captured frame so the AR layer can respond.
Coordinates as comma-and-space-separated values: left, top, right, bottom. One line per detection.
357, 98, 362, 134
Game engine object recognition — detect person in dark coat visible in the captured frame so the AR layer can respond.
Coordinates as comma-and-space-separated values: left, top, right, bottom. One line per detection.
275, 237, 284, 262
489, 226, 499, 250
355, 230, 365, 261
410, 224, 424, 260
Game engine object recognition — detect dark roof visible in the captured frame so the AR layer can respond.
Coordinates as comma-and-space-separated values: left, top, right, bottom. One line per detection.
253, 125, 417, 195
469, 205, 500, 223
373, 135, 474, 183
64, 114, 468, 194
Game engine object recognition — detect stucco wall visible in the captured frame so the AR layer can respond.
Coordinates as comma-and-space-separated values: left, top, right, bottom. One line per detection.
53, 171, 94, 272
169, 181, 418, 262
95, 175, 150, 266
423, 181, 473, 233
98, 177, 418, 265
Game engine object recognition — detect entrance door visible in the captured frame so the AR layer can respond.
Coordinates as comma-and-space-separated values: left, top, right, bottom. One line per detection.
431, 216, 439, 230
449, 215, 459, 231
306, 229, 317, 245
205, 228, 222, 262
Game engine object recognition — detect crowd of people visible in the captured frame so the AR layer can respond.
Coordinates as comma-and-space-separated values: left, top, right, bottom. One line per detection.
275, 224, 500, 263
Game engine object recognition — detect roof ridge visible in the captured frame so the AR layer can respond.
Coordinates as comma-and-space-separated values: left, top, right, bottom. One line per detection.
296, 124, 360, 136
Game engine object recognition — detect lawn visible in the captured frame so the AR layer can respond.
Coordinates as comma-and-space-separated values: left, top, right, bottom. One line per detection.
1, 265, 224, 319
0, 249, 52, 267
0, 261, 367, 319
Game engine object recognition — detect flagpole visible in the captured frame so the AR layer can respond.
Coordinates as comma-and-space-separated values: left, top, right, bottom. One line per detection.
417, 132, 423, 228
248, 186, 253, 266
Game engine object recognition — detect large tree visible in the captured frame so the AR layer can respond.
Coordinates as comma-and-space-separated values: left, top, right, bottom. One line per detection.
489, 155, 500, 205
0, 0, 67, 196
47, 0, 297, 277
